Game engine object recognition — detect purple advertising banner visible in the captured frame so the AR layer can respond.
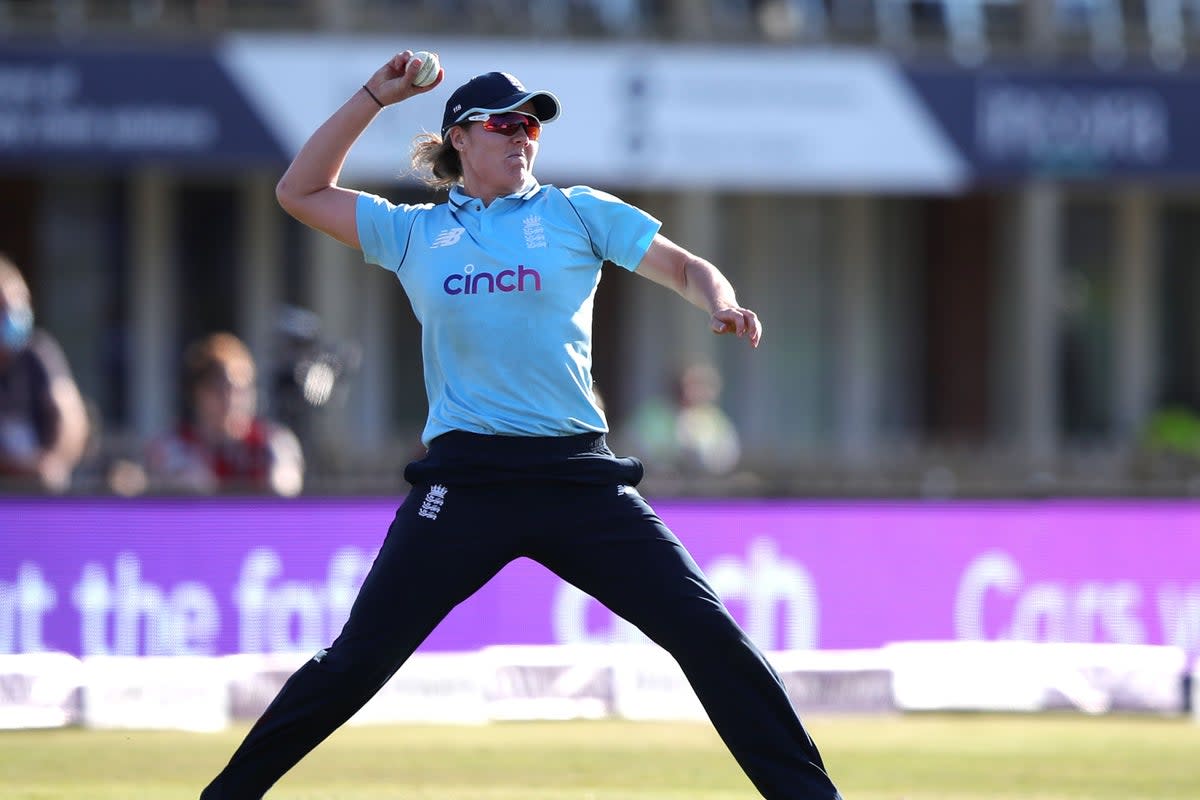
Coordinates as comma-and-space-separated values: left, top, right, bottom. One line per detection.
1, 498, 1198, 659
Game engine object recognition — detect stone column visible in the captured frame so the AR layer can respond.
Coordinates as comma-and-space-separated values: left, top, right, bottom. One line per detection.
832, 195, 880, 463
237, 172, 282, 412
1014, 182, 1061, 464
128, 169, 176, 438
1113, 187, 1158, 436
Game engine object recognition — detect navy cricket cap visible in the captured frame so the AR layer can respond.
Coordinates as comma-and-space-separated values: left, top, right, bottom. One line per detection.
440, 71, 561, 136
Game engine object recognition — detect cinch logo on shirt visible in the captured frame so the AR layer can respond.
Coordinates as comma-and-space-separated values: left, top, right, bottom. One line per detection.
443, 264, 542, 295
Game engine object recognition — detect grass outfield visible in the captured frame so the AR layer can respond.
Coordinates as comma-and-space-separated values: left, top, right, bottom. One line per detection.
2, 714, 1198, 799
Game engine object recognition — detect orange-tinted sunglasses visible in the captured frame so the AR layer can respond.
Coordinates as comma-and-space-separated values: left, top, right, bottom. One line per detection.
465, 111, 542, 141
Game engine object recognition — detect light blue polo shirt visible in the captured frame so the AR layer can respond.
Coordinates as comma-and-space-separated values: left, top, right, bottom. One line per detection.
357, 181, 661, 445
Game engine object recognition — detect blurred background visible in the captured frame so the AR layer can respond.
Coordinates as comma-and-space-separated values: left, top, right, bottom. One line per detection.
2, 1, 1200, 736
3, 0, 1200, 502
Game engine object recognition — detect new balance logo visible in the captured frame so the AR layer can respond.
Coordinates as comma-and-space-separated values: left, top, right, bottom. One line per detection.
432, 227, 466, 248
419, 484, 449, 520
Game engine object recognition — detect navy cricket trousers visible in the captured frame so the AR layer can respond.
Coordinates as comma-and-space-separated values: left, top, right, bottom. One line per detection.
201, 433, 841, 800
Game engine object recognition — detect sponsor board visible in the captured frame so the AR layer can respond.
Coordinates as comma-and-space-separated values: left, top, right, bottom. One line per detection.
3, 499, 1198, 662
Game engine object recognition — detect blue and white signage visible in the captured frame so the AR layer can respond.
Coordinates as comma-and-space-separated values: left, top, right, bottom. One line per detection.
0, 42, 285, 166
7, 36, 1200, 186
902, 64, 1200, 181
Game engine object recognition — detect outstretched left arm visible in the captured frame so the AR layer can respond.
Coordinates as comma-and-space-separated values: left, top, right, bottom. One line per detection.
634, 233, 763, 348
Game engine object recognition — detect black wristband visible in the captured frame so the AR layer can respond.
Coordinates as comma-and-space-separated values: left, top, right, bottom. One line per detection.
362, 84, 384, 108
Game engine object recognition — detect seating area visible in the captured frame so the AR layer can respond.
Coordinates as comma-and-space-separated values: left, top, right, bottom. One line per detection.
3, 0, 1200, 67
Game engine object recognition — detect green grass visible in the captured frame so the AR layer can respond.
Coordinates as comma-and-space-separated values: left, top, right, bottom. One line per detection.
2, 714, 1198, 799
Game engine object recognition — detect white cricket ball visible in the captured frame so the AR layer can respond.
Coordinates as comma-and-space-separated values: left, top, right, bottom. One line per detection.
411, 51, 440, 87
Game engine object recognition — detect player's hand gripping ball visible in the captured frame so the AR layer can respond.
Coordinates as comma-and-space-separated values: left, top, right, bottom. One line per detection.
411, 51, 440, 87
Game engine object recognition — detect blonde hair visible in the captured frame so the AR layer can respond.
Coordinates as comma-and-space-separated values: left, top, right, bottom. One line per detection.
410, 132, 464, 190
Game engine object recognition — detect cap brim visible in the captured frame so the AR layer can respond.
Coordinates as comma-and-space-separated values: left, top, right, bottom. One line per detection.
452, 90, 561, 127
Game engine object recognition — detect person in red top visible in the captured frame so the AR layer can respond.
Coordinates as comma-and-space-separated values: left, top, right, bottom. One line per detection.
145, 332, 304, 496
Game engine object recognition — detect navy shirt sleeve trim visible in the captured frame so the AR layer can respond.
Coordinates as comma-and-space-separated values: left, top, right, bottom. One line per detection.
554, 186, 601, 260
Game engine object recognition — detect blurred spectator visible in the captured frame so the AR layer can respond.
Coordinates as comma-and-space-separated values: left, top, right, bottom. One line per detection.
1141, 406, 1200, 461
627, 358, 741, 476
0, 255, 90, 492
143, 332, 304, 496
270, 304, 361, 450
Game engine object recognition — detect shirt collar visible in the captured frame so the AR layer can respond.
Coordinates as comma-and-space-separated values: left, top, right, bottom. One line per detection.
449, 178, 542, 210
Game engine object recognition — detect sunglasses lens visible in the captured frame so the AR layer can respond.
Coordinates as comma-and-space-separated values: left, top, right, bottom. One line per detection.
482, 113, 540, 140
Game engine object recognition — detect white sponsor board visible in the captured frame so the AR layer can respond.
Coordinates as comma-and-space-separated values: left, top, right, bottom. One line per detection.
223, 650, 309, 719
223, 650, 488, 725
218, 36, 966, 191
0, 651, 82, 729
610, 644, 707, 721
480, 643, 614, 721
354, 651, 487, 725
81, 655, 229, 731
610, 646, 895, 721
887, 640, 1188, 714
773, 648, 895, 713
3, 641, 1194, 730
